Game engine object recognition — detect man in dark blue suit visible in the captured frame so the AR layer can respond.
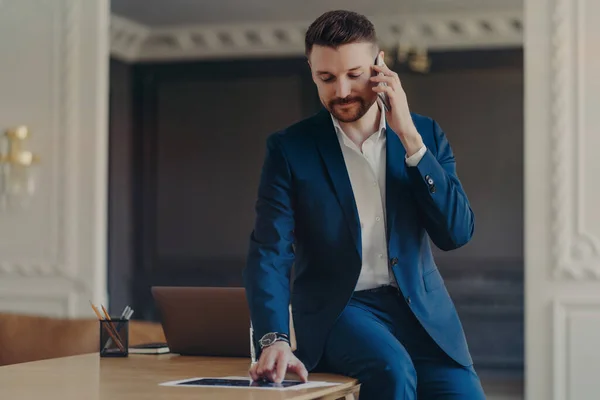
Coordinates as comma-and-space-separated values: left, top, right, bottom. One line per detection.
243, 9, 486, 400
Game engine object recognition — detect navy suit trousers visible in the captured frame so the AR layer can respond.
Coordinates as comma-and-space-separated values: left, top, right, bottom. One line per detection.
317, 286, 486, 400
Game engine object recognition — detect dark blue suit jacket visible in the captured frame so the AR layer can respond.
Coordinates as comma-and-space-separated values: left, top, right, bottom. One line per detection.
243, 108, 474, 371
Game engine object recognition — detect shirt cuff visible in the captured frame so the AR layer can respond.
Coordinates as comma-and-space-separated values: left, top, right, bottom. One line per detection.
405, 145, 427, 167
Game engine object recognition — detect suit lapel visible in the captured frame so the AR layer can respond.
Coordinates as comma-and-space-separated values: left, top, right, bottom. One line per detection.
312, 109, 362, 259
385, 123, 406, 243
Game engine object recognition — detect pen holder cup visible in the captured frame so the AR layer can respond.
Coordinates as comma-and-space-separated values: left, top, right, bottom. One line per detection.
99, 319, 129, 357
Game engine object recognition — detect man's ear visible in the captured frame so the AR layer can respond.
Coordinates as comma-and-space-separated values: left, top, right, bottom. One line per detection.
372, 44, 381, 58
306, 59, 315, 82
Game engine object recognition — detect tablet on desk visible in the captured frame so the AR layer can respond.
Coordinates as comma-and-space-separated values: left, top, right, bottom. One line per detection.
171, 377, 304, 388
160, 376, 339, 391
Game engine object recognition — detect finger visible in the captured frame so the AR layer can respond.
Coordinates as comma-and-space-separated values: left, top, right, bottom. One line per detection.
257, 350, 277, 379
372, 85, 394, 97
274, 352, 289, 383
369, 75, 398, 88
288, 358, 309, 382
249, 363, 259, 381
373, 66, 401, 89
263, 351, 277, 375
265, 362, 277, 382
372, 64, 399, 81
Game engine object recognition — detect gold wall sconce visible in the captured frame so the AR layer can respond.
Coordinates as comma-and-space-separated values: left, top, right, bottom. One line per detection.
407, 48, 431, 74
0, 126, 40, 210
384, 43, 432, 74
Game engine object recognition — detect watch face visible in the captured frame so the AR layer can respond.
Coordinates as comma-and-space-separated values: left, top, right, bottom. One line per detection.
261, 333, 276, 346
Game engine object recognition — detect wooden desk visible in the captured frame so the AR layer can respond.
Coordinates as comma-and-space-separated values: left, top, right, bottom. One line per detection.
0, 353, 359, 400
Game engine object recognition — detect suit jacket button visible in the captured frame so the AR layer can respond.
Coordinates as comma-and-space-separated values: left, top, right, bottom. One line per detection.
406, 296, 412, 304
390, 257, 398, 266
429, 184, 436, 193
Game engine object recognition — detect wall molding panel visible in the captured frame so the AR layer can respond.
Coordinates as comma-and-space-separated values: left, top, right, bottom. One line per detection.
553, 297, 600, 400
0, 293, 74, 317
0, 0, 109, 318
550, 0, 600, 280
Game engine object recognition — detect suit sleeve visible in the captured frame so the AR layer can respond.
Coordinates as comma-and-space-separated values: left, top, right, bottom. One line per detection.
406, 119, 475, 251
243, 134, 295, 347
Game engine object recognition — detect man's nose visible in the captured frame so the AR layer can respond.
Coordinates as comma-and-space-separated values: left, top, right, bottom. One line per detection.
335, 79, 351, 98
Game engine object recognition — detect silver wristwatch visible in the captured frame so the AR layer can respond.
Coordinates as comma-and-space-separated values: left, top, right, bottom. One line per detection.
258, 332, 290, 349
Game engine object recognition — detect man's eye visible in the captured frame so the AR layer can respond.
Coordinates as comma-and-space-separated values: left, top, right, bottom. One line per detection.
321, 77, 334, 82
349, 74, 363, 79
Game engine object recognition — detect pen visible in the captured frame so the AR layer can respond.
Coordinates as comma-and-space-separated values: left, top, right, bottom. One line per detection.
103, 305, 133, 351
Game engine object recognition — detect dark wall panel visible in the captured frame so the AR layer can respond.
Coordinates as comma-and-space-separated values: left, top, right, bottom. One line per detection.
108, 59, 134, 313
155, 77, 303, 261
402, 66, 524, 372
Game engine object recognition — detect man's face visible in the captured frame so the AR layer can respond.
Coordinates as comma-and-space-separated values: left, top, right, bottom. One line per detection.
308, 42, 379, 123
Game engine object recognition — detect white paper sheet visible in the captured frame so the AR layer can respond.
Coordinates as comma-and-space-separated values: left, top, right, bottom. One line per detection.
160, 375, 341, 391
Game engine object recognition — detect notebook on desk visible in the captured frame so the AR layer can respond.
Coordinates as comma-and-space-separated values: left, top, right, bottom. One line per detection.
129, 342, 170, 354
151, 286, 251, 358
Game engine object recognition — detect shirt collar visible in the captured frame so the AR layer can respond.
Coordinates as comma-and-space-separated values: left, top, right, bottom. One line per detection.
330, 99, 387, 142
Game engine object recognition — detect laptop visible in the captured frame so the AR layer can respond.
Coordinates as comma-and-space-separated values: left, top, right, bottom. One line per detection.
151, 286, 251, 357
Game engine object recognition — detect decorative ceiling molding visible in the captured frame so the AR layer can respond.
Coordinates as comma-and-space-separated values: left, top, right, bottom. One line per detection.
110, 14, 151, 62
109, 10, 523, 63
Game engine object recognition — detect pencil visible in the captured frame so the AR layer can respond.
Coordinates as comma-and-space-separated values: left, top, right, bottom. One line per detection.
101, 304, 126, 343
101, 304, 126, 351
103, 306, 133, 350
89, 301, 104, 320
90, 301, 125, 352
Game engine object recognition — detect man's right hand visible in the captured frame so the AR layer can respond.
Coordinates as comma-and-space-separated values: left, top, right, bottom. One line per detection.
249, 341, 309, 383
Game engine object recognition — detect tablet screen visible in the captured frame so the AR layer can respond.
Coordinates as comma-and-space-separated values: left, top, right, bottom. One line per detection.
176, 378, 304, 388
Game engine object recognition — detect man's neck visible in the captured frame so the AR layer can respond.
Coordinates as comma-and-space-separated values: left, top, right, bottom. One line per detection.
338, 102, 381, 150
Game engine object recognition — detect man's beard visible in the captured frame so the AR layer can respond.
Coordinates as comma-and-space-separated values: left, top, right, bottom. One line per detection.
326, 95, 375, 123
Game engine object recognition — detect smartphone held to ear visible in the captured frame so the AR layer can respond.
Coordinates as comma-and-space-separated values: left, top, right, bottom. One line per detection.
375, 54, 391, 112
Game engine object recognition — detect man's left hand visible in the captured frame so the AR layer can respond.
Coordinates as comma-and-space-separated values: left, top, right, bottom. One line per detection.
371, 51, 424, 157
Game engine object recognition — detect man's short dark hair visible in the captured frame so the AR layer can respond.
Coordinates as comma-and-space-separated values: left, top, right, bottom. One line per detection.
305, 10, 378, 57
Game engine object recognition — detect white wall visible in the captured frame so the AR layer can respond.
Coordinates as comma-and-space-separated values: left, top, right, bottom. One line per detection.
526, 0, 600, 398
0, 0, 109, 318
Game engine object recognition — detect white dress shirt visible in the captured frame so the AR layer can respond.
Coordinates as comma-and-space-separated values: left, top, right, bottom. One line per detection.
331, 102, 426, 291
